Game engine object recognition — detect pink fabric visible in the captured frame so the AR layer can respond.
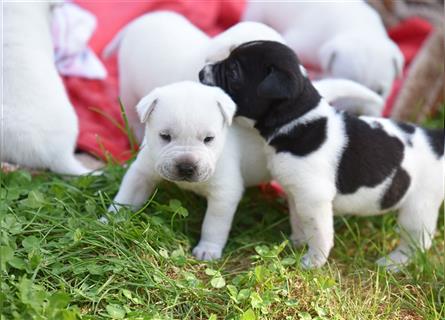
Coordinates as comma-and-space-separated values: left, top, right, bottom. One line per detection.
66, 1, 245, 162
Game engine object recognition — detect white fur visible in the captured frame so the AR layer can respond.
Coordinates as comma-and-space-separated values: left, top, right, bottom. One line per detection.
243, 0, 404, 98
261, 101, 443, 269
313, 79, 383, 116
106, 11, 385, 260
205, 21, 284, 63
103, 11, 285, 142
108, 81, 384, 261
2, 3, 90, 175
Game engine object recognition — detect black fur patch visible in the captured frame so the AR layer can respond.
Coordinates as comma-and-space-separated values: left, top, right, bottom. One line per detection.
199, 40, 322, 140
424, 128, 444, 158
255, 80, 321, 139
395, 122, 415, 134
394, 121, 415, 146
380, 168, 411, 210
270, 117, 327, 156
337, 114, 405, 194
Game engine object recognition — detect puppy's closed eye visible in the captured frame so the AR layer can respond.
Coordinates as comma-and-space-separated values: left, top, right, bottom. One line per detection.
203, 136, 214, 144
159, 133, 171, 142
228, 62, 239, 81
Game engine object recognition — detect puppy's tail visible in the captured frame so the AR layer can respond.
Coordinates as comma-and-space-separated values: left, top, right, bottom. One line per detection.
313, 78, 384, 117
102, 29, 126, 59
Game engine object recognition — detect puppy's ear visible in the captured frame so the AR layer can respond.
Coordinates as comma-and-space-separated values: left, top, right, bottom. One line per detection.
257, 68, 295, 99
392, 48, 404, 79
136, 89, 159, 123
214, 89, 236, 126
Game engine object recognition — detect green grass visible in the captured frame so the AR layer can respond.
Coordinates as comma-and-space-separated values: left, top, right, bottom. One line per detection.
1, 110, 444, 319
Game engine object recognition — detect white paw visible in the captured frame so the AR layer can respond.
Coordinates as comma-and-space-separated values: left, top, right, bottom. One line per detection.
376, 250, 410, 272
98, 204, 120, 224
98, 216, 109, 224
290, 233, 306, 248
300, 251, 327, 269
192, 241, 223, 261
107, 204, 120, 213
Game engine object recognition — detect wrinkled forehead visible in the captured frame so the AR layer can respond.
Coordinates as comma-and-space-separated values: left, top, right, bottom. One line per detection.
150, 92, 223, 134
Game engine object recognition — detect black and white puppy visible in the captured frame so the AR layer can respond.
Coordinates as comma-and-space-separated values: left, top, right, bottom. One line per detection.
200, 41, 444, 269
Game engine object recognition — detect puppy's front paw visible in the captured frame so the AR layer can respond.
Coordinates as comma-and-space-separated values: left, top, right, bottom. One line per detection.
98, 204, 121, 224
98, 216, 109, 224
300, 251, 327, 269
376, 250, 410, 272
192, 241, 223, 261
108, 204, 121, 213
290, 233, 306, 248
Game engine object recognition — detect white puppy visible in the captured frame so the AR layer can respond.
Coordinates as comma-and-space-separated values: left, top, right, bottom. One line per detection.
243, 0, 404, 98
103, 11, 285, 142
2, 3, 90, 175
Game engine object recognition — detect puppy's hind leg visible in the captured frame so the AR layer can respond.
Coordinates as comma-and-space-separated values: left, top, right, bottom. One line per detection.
376, 197, 442, 271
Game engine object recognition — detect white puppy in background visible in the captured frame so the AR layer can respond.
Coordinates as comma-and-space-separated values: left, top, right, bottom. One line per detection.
2, 3, 91, 175
105, 10, 384, 138
243, 0, 404, 98
103, 11, 285, 142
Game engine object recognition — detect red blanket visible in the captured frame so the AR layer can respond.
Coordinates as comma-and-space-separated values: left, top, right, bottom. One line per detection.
67, 1, 245, 162
65, 2, 432, 163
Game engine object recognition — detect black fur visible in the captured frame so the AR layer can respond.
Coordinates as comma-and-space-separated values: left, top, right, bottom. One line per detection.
270, 117, 327, 156
393, 121, 414, 146
424, 128, 445, 158
337, 113, 406, 194
396, 122, 415, 134
201, 41, 322, 146
380, 168, 411, 210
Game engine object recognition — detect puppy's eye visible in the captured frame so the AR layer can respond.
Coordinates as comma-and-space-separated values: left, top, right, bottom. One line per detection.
203, 136, 214, 144
229, 69, 238, 80
228, 63, 239, 80
159, 133, 171, 142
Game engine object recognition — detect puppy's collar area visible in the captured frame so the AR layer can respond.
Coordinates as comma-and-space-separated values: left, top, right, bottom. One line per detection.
266, 105, 330, 144
254, 78, 321, 140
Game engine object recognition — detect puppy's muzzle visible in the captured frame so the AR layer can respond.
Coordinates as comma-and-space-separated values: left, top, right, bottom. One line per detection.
199, 65, 215, 86
156, 148, 214, 183
176, 161, 197, 180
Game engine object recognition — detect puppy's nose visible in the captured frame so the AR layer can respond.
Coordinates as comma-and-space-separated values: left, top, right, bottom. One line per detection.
199, 66, 215, 85
199, 69, 205, 82
176, 162, 196, 178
